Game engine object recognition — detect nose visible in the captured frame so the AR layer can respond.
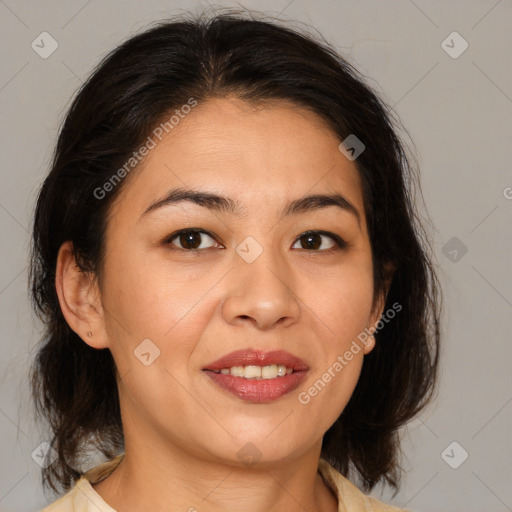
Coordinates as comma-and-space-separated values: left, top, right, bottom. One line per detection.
221, 245, 301, 330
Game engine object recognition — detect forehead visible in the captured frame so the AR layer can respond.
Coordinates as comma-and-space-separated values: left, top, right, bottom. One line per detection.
108, 96, 365, 222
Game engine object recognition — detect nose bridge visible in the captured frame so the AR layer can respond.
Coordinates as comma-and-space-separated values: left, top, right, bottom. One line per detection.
223, 234, 301, 328
241, 239, 288, 294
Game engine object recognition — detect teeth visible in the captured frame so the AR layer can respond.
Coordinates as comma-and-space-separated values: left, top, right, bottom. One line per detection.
262, 365, 277, 378
217, 364, 294, 379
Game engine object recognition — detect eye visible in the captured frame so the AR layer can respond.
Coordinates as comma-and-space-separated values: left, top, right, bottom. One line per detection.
165, 229, 221, 251
164, 228, 347, 253
291, 230, 347, 252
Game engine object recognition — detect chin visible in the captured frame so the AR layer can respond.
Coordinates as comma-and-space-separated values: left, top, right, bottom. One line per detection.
204, 427, 311, 469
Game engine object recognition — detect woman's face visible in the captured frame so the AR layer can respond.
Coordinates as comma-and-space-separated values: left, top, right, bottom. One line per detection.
93, 97, 383, 467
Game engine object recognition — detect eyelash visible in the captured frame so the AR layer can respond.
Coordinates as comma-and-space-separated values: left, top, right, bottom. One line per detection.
163, 228, 348, 254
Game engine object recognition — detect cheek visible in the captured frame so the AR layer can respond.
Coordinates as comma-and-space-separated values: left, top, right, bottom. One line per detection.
297, 257, 373, 418
101, 256, 211, 435
314, 258, 374, 345
103, 250, 200, 334
101, 252, 215, 379
297, 354, 364, 435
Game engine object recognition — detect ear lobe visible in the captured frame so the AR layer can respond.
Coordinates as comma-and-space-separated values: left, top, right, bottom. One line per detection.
55, 241, 109, 349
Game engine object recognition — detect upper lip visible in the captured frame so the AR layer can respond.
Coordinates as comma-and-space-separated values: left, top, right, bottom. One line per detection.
203, 349, 309, 372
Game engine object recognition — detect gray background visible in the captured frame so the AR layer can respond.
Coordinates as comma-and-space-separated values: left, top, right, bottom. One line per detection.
1, 0, 511, 511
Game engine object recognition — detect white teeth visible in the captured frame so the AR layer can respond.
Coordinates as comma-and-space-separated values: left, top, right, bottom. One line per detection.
219, 364, 293, 379
230, 366, 245, 377
244, 365, 262, 379
262, 365, 278, 378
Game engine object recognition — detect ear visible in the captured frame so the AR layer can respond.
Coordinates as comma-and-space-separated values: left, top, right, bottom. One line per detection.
55, 241, 109, 349
365, 261, 396, 355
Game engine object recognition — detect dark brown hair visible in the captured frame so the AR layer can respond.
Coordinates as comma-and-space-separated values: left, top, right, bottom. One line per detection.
29, 7, 441, 496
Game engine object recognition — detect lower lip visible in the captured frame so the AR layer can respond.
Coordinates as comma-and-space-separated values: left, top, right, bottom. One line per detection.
203, 370, 308, 402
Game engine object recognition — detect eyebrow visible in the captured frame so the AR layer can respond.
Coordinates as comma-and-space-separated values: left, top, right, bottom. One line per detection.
139, 187, 361, 227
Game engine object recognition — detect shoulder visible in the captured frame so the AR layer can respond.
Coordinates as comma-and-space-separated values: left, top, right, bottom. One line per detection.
39, 476, 117, 512
318, 458, 410, 512
40, 455, 123, 512
39, 479, 81, 512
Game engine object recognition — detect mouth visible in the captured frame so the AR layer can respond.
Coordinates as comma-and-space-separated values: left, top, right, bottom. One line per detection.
202, 349, 309, 403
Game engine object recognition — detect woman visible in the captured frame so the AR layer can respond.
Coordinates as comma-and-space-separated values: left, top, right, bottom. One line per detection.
30, 9, 441, 512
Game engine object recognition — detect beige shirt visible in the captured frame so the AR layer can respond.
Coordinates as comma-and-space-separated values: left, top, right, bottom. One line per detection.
40, 455, 409, 512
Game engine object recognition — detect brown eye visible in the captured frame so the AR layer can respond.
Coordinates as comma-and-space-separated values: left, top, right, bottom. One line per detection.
167, 229, 218, 251
292, 231, 346, 252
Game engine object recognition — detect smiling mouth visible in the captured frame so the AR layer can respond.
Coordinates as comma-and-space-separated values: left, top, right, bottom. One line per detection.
202, 349, 309, 402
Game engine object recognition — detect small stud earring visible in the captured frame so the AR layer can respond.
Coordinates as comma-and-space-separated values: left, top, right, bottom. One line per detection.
87, 331, 93, 337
